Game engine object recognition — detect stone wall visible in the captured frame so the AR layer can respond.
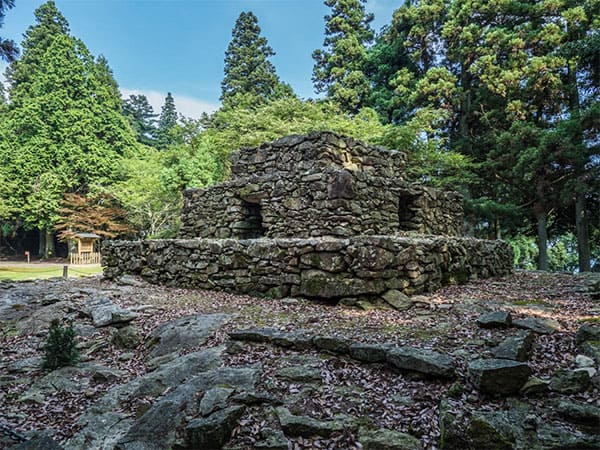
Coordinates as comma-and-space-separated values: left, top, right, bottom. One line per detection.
103, 236, 512, 300
230, 132, 407, 179
180, 173, 464, 240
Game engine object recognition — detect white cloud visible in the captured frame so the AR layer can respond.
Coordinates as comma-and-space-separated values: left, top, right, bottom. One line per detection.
121, 88, 219, 120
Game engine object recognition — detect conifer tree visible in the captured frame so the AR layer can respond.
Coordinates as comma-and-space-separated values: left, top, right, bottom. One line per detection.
157, 92, 177, 149
221, 11, 282, 105
312, 0, 374, 113
123, 94, 158, 146
0, 1, 136, 258
0, 0, 18, 61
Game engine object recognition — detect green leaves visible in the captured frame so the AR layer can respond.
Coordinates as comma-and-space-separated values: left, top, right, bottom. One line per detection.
0, 2, 137, 233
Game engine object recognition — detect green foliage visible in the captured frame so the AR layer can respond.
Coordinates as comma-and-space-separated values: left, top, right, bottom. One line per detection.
201, 96, 388, 176
509, 233, 582, 273
156, 92, 177, 149
123, 94, 157, 146
221, 11, 284, 106
0, 0, 18, 62
313, 0, 374, 113
0, 2, 137, 245
43, 319, 79, 371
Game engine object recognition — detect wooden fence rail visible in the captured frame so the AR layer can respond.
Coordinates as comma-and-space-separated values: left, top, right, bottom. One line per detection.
70, 252, 101, 265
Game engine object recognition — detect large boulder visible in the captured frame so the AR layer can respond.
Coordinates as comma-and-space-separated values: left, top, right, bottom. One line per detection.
185, 405, 246, 449
549, 369, 590, 394
467, 359, 530, 395
576, 323, 600, 345
147, 313, 231, 358
82, 297, 137, 328
476, 311, 512, 328
276, 407, 355, 438
491, 331, 534, 362
349, 343, 389, 363
512, 317, 560, 334
381, 290, 414, 311
358, 427, 422, 450
387, 346, 455, 378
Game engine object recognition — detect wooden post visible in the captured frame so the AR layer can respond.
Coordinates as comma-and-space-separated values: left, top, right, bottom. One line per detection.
63, 265, 68, 279
25, 251, 30, 263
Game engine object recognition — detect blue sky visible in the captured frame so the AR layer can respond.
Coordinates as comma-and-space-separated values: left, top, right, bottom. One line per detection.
1, 0, 400, 118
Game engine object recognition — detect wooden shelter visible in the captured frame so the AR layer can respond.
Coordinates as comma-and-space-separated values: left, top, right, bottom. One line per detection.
70, 233, 101, 264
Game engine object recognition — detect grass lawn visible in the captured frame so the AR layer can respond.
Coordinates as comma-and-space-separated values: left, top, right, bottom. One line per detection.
0, 264, 103, 281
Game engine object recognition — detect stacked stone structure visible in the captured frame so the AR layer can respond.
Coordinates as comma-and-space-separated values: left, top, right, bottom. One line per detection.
104, 132, 512, 301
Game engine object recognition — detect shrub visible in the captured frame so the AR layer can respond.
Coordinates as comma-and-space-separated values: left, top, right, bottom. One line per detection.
42, 319, 79, 370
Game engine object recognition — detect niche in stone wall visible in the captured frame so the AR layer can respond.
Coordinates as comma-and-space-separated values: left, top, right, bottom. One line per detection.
238, 200, 265, 239
398, 191, 420, 232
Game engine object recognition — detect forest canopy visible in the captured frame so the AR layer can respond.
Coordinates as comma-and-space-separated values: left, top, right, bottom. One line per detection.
0, 0, 598, 272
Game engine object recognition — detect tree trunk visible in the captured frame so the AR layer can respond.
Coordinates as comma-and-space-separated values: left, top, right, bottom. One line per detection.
38, 229, 45, 258
576, 192, 591, 272
536, 212, 549, 271
44, 230, 55, 259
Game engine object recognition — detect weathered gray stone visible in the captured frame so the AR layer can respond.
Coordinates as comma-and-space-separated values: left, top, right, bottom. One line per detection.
229, 328, 278, 343
576, 354, 595, 368
580, 340, 600, 364
10, 434, 63, 450
549, 369, 590, 394
349, 343, 389, 363
554, 399, 600, 427
275, 365, 322, 383
21, 363, 124, 402
147, 313, 230, 358
276, 407, 355, 437
83, 297, 137, 327
381, 290, 414, 311
358, 427, 422, 450
102, 132, 513, 302
467, 359, 530, 395
186, 405, 245, 449
512, 317, 560, 334
519, 376, 550, 395
313, 335, 350, 354
255, 427, 289, 450
109, 325, 140, 349
490, 331, 534, 361
199, 387, 234, 416
476, 311, 512, 328
387, 347, 455, 378
576, 323, 600, 344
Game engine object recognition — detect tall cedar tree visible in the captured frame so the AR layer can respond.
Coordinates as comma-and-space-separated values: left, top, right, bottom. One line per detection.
123, 94, 158, 146
156, 92, 177, 149
0, 0, 18, 61
221, 11, 281, 105
312, 0, 374, 113
0, 1, 136, 258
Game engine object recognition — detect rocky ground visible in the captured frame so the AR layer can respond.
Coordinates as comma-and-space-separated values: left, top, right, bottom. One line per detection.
0, 271, 599, 450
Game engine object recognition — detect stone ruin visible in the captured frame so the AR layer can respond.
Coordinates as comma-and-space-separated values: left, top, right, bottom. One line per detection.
103, 132, 513, 302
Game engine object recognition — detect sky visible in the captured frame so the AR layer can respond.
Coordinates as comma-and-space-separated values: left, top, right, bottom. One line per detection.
1, 0, 400, 118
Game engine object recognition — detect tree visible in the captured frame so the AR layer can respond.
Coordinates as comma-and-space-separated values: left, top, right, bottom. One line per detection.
156, 92, 177, 149
0, 0, 18, 61
221, 11, 283, 106
313, 0, 374, 113
123, 94, 158, 146
54, 193, 133, 240
0, 2, 136, 258
5, 0, 69, 103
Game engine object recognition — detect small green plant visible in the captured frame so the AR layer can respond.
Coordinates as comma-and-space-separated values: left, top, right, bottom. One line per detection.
43, 319, 79, 370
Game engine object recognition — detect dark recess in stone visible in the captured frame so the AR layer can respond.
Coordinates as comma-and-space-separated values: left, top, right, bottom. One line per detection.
239, 200, 265, 239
